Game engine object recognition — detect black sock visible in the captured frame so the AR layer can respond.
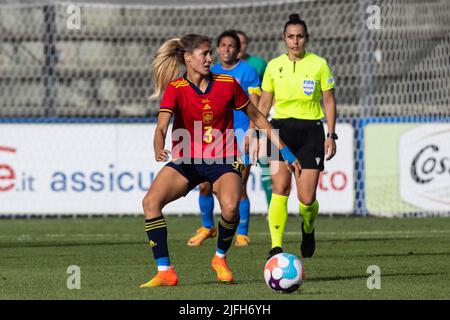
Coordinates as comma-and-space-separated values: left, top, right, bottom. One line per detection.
216, 215, 239, 254
145, 216, 169, 266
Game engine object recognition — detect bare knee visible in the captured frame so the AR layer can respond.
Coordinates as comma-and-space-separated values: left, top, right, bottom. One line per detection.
219, 199, 239, 222
272, 184, 291, 197
199, 182, 212, 196
298, 192, 316, 206
142, 193, 163, 219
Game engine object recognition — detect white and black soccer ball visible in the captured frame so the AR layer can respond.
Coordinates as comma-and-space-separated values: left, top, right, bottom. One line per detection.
264, 252, 305, 293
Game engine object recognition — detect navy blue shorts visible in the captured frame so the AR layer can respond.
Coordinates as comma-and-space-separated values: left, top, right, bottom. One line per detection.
165, 158, 244, 194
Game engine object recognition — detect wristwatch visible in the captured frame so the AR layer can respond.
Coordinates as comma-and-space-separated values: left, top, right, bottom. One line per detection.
327, 132, 338, 140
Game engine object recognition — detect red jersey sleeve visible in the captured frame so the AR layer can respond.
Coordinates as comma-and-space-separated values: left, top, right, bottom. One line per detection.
159, 83, 177, 114
233, 78, 250, 111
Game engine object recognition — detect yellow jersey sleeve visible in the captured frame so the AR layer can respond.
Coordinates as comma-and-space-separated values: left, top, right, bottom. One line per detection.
248, 87, 261, 96
261, 62, 274, 93
320, 61, 335, 92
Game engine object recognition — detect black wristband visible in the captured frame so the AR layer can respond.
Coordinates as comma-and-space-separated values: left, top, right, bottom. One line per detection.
327, 132, 338, 140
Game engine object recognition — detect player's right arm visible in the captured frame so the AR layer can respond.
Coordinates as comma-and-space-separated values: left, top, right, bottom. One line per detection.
154, 111, 172, 162
154, 83, 177, 162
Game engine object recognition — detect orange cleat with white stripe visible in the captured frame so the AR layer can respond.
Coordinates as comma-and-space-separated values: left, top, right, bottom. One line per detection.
139, 266, 178, 288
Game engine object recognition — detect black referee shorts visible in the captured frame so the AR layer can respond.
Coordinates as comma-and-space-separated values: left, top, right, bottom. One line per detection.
267, 118, 325, 171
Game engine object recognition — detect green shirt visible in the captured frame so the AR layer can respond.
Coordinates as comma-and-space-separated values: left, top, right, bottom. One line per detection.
262, 52, 335, 120
246, 55, 267, 81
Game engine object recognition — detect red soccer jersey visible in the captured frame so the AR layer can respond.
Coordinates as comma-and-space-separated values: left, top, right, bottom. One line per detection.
159, 73, 250, 159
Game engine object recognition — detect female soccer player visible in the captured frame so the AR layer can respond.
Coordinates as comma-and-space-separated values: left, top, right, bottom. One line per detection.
140, 34, 301, 287
187, 30, 261, 248
258, 14, 337, 259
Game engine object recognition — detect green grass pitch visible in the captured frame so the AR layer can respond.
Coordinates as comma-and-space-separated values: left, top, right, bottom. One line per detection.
0, 215, 449, 300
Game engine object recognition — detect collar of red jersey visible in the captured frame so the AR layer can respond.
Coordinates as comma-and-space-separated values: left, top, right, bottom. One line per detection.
183, 72, 214, 95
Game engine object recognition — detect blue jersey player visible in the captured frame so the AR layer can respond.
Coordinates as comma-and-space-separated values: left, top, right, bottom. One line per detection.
187, 30, 261, 247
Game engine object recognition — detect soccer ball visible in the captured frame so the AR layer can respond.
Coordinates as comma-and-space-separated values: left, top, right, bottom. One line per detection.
264, 252, 305, 293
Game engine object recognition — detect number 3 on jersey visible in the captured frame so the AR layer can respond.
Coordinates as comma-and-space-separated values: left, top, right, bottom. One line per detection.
203, 126, 213, 144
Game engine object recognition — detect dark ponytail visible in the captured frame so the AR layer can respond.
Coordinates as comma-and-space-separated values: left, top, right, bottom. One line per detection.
283, 14, 309, 39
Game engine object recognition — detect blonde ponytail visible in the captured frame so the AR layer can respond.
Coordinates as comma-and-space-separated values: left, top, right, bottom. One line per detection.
150, 38, 181, 100
149, 34, 211, 100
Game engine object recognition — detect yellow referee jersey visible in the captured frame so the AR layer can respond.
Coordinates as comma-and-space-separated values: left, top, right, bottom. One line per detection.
262, 52, 335, 120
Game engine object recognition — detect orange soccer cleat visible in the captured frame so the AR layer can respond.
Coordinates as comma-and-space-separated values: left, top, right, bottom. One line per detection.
139, 266, 178, 288
211, 255, 234, 284
187, 227, 217, 246
234, 234, 251, 247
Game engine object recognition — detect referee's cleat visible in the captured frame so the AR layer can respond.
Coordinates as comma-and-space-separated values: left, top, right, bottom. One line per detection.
187, 226, 217, 246
234, 234, 251, 247
300, 222, 315, 258
266, 246, 283, 260
139, 266, 178, 288
211, 255, 234, 284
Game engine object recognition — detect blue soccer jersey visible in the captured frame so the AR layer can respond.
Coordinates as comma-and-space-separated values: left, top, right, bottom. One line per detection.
211, 60, 261, 132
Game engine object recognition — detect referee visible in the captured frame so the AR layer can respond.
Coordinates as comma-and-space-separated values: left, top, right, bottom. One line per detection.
259, 14, 338, 259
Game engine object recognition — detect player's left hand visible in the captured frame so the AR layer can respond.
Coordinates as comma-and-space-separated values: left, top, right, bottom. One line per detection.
325, 138, 336, 160
280, 146, 301, 176
288, 159, 302, 178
